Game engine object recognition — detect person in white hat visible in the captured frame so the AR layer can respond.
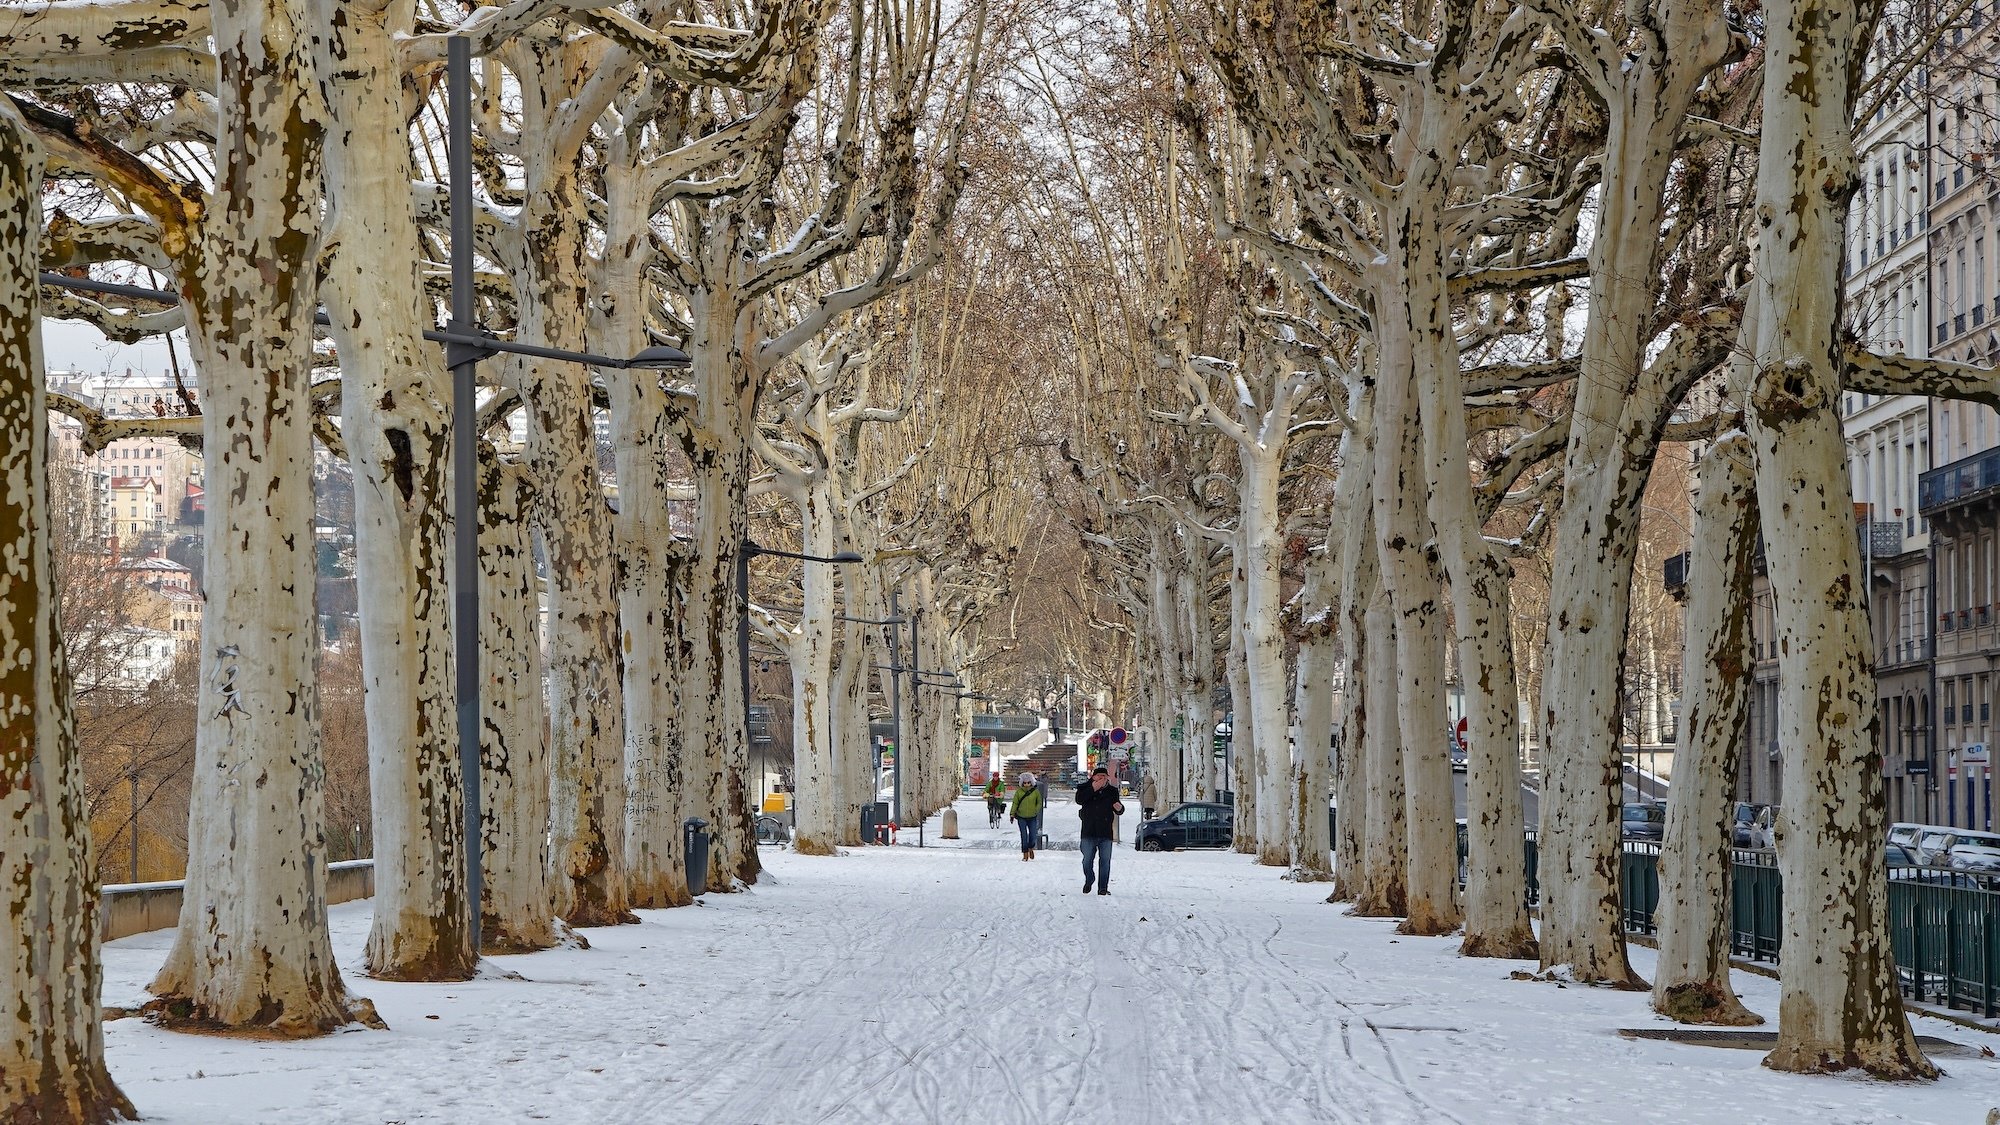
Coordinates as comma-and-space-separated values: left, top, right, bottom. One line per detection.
1009, 771, 1045, 860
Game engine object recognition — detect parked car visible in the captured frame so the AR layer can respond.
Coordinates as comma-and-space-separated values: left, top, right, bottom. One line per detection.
1916, 827, 1965, 865
1621, 802, 1665, 842
1885, 842, 1919, 867
1887, 822, 1927, 852
1449, 741, 1467, 773
1135, 802, 1234, 851
1732, 803, 1771, 848
1949, 843, 2000, 873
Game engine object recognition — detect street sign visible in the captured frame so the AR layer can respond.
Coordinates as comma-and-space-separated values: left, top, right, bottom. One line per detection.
1110, 727, 1127, 745
1964, 742, 1989, 765
1453, 716, 1469, 751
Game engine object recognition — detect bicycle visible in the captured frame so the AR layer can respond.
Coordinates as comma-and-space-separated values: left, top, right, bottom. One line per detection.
987, 798, 1006, 828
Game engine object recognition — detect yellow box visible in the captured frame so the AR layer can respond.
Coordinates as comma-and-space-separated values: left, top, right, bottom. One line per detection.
762, 793, 790, 813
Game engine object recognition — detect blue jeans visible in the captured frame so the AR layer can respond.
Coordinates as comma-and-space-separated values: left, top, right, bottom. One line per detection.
1016, 814, 1042, 852
1081, 836, 1113, 887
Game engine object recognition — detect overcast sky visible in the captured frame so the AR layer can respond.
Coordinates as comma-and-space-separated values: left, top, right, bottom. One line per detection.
42, 318, 188, 378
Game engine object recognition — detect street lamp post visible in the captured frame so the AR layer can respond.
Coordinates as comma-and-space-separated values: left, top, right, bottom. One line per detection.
443, 36, 688, 953
737, 539, 862, 810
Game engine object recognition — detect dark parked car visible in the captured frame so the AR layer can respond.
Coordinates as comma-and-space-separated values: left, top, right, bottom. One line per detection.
1621, 802, 1665, 842
1731, 803, 1768, 847
1884, 842, 1918, 867
1135, 802, 1234, 851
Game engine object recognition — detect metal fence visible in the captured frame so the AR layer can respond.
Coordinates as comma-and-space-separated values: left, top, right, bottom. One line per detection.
1450, 834, 2000, 1017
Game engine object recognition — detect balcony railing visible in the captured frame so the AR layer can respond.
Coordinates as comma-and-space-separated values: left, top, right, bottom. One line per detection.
1919, 445, 2000, 513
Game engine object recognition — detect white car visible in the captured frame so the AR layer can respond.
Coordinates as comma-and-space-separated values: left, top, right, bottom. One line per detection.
1948, 843, 2000, 873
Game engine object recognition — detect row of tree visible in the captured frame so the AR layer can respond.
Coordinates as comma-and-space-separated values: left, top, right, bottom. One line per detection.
1045, 0, 1998, 1082
3, 3, 1046, 1121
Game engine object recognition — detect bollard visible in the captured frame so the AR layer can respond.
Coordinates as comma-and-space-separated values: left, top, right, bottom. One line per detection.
941, 807, 959, 839
683, 818, 711, 895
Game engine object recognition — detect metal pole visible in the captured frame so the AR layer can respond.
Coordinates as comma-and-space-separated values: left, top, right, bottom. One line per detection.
909, 603, 922, 843
447, 35, 483, 958
737, 545, 757, 807
888, 589, 904, 830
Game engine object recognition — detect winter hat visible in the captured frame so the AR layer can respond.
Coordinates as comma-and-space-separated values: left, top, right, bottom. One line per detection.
1018, 771, 1037, 785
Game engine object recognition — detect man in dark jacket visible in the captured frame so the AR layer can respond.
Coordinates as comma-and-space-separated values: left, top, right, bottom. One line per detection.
1075, 767, 1125, 895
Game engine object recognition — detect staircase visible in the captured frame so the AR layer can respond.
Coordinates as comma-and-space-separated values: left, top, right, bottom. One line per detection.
1011, 741, 1082, 788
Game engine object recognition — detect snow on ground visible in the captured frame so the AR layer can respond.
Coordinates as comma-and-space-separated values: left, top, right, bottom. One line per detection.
100, 796, 2000, 1124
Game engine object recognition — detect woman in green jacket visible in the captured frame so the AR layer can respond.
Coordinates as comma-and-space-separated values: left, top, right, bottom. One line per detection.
1010, 771, 1045, 860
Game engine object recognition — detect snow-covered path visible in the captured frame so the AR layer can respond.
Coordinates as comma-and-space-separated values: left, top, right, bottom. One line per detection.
101, 797, 1998, 1124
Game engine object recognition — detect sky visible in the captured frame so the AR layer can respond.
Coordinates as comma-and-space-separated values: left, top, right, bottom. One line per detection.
42, 318, 189, 378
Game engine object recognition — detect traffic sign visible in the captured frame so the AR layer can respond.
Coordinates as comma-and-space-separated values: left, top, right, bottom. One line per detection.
1110, 727, 1127, 745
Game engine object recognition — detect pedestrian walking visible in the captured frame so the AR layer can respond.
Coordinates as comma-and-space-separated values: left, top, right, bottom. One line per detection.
1075, 766, 1124, 895
1140, 773, 1159, 821
1010, 771, 1045, 860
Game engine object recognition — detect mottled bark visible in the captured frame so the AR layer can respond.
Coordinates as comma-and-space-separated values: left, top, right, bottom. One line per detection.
1290, 610, 1336, 882
683, 281, 764, 890
478, 456, 560, 952
1351, 567, 1408, 918
1225, 570, 1258, 853
600, 165, 693, 910
1746, 0, 1931, 1076
151, 0, 369, 1035
1536, 0, 1733, 988
1653, 435, 1759, 1025
0, 99, 137, 1123
516, 62, 632, 925
312, 0, 471, 981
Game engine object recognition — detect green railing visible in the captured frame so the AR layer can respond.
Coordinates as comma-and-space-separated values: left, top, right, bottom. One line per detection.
1455, 824, 1539, 905
1608, 844, 2000, 1018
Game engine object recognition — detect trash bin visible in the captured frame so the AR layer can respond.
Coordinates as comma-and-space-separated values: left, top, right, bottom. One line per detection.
683, 818, 710, 895
860, 804, 878, 844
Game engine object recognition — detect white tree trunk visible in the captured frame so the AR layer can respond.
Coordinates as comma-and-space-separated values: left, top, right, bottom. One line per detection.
1747, 0, 1931, 1075
832, 556, 884, 844
151, 0, 370, 1033
597, 168, 692, 911
1536, 0, 1731, 987
1178, 557, 1214, 802
1652, 435, 1759, 1024
1226, 570, 1258, 853
789, 480, 842, 854
477, 457, 560, 952
1373, 332, 1459, 937
516, 109, 632, 925
1351, 579, 1408, 917
1239, 455, 1293, 867
313, 0, 470, 980
1329, 398, 1376, 903
685, 286, 763, 890
1290, 618, 1335, 881
0, 101, 137, 1122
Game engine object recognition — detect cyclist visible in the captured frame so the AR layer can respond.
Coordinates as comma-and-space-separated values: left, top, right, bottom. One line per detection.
983, 773, 1007, 827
